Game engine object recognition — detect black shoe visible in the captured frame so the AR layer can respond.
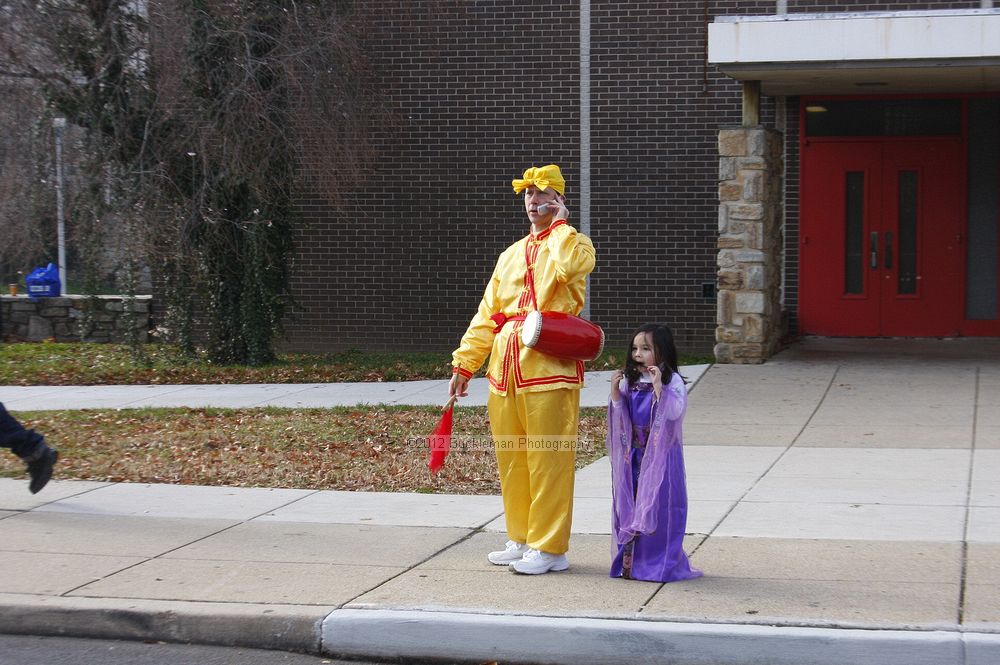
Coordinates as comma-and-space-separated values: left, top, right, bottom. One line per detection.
27, 447, 58, 494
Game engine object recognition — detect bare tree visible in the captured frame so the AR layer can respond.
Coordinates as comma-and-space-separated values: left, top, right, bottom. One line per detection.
0, 79, 51, 285
0, 0, 385, 363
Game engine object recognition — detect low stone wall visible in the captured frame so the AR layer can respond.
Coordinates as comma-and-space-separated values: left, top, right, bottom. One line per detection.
0, 295, 152, 343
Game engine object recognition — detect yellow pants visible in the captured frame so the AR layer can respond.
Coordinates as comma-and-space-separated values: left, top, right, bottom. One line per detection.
488, 383, 580, 555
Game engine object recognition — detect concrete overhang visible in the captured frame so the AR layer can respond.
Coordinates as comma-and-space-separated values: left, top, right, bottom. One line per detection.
708, 9, 1000, 96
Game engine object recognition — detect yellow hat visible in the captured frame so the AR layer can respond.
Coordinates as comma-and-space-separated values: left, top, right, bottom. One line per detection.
512, 164, 565, 196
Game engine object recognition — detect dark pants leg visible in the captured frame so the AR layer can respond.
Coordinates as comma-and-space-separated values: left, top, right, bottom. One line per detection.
0, 402, 45, 459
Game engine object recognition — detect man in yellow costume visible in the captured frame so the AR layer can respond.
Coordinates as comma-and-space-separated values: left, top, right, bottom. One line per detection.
449, 164, 596, 575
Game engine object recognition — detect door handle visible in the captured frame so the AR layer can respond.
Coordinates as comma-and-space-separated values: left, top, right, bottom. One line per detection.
870, 232, 878, 269
885, 232, 893, 269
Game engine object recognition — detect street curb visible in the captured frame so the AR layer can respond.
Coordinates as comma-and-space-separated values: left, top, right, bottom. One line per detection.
2, 597, 999, 664
320, 609, 1000, 665
0, 595, 324, 653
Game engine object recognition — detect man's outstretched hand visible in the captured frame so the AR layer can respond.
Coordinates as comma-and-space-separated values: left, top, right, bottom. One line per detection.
449, 373, 469, 398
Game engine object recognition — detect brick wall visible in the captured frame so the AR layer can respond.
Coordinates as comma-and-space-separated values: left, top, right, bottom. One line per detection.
286, 0, 584, 353
281, 0, 973, 357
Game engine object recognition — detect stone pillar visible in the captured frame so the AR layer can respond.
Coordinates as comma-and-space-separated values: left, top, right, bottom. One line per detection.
715, 127, 783, 364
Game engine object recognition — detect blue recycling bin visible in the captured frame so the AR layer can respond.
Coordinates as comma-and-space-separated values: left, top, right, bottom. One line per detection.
25, 263, 61, 299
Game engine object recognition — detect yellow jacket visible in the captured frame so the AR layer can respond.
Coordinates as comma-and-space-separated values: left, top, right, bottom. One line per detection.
452, 220, 596, 395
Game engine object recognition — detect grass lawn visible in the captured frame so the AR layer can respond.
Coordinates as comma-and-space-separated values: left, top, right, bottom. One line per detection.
0, 406, 609, 495
0, 343, 456, 385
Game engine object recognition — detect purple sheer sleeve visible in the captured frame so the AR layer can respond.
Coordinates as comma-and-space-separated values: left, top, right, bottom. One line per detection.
606, 381, 636, 546
626, 372, 687, 537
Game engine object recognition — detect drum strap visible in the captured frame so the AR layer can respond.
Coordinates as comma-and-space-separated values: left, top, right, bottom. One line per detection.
489, 312, 526, 333
524, 238, 541, 312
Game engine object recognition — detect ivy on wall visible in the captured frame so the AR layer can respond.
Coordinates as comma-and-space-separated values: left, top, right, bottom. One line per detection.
2, 0, 383, 364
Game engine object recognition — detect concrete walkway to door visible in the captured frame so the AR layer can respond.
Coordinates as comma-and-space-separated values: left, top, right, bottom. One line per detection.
686, 336, 1000, 450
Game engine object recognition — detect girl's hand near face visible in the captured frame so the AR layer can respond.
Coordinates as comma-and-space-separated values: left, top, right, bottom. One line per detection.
610, 369, 624, 402
648, 365, 663, 401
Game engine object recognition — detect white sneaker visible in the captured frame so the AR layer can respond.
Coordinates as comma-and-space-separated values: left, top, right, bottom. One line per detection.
509, 548, 569, 575
487, 540, 528, 565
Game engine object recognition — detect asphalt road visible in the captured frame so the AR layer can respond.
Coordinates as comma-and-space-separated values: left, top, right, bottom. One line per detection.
0, 634, 397, 665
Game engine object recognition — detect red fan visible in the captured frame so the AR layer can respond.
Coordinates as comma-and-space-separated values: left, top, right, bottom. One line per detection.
427, 396, 457, 474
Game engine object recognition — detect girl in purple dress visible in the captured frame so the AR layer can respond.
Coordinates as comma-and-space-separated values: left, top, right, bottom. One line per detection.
607, 324, 702, 583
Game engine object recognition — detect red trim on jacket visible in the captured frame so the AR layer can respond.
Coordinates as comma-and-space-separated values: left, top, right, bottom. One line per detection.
488, 332, 584, 392
531, 219, 567, 240
514, 354, 585, 386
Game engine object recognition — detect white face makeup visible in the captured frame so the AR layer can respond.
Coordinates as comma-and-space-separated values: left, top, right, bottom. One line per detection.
524, 186, 561, 222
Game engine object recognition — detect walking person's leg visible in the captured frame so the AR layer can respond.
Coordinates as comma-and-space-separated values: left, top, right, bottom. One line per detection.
0, 402, 58, 493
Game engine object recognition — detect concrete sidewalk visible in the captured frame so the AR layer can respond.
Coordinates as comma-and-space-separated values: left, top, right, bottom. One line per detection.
0, 366, 710, 410
1, 338, 998, 664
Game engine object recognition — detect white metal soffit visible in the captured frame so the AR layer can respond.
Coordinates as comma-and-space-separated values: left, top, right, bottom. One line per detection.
708, 9, 1000, 95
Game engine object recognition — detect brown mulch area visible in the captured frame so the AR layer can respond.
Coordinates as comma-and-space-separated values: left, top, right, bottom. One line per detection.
0, 406, 609, 495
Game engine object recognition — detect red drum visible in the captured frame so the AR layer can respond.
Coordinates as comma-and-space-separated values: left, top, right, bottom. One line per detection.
520, 311, 605, 362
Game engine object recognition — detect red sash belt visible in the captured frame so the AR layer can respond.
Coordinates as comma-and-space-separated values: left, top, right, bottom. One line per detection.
490, 313, 526, 334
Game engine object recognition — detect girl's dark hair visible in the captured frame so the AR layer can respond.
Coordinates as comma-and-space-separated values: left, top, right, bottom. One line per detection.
623, 323, 685, 385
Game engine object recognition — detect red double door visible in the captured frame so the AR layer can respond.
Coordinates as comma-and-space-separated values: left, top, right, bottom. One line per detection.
800, 139, 966, 336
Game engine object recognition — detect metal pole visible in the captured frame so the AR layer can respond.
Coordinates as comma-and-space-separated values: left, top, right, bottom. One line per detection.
53, 117, 67, 295
579, 0, 591, 319
776, 0, 788, 15
187, 151, 197, 225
